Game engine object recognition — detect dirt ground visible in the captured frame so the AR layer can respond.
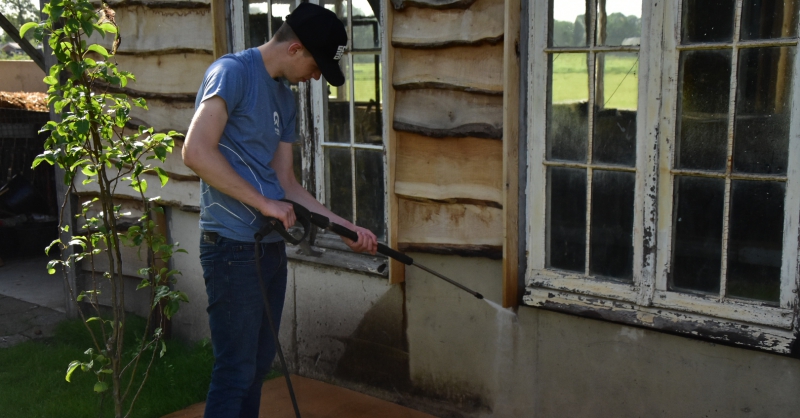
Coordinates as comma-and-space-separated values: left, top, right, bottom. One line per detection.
0, 91, 48, 112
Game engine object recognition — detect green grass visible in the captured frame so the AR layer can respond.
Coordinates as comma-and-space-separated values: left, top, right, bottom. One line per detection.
0, 315, 215, 418
551, 52, 639, 110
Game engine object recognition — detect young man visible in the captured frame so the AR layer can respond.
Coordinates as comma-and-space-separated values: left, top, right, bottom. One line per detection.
182, 3, 378, 417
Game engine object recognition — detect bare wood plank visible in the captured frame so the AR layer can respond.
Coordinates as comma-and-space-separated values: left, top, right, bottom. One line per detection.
92, 0, 210, 6
393, 44, 504, 94
113, 53, 213, 95
128, 98, 196, 133
397, 198, 503, 249
392, 0, 504, 47
74, 170, 200, 208
394, 89, 503, 139
395, 132, 502, 204
502, 0, 521, 308
86, 6, 213, 54
391, 0, 476, 10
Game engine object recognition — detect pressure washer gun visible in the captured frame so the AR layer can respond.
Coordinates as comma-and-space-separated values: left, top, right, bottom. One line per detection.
256, 199, 484, 300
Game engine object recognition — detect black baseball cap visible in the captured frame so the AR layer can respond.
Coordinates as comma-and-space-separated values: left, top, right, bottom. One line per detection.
285, 3, 348, 87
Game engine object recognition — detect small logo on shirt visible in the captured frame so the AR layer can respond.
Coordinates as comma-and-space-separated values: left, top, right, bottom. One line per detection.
273, 111, 280, 136
333, 45, 346, 61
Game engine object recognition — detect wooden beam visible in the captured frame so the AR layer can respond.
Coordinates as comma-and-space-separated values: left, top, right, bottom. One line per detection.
211, 0, 228, 58
0, 12, 45, 72
112, 53, 214, 94
390, 0, 476, 10
385, 1, 405, 284
395, 132, 503, 205
502, 0, 521, 308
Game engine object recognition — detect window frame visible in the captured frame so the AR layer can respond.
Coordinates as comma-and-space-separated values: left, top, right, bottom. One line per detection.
524, 0, 800, 354
230, 0, 390, 276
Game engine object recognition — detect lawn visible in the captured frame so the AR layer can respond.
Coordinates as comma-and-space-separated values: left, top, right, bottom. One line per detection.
0, 316, 215, 418
551, 52, 639, 110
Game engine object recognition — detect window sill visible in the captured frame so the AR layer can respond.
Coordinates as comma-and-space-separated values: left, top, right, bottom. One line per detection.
524, 286, 797, 355
285, 233, 389, 278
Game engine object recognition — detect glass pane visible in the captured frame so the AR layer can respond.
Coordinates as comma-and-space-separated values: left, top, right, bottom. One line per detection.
676, 50, 731, 171
552, 0, 588, 47
590, 170, 635, 281
741, 0, 799, 40
682, 0, 735, 43
326, 147, 353, 222
352, 0, 381, 50
594, 52, 638, 166
327, 57, 352, 143
670, 176, 725, 295
246, 0, 295, 48
547, 167, 587, 272
727, 180, 784, 303
548, 53, 589, 162
320, 0, 349, 20
355, 149, 385, 241
596, 0, 642, 46
354, 54, 382, 144
733, 47, 793, 175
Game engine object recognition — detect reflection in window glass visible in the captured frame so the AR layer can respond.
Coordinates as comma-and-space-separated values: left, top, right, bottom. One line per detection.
326, 147, 353, 223
354, 54, 382, 144
355, 149, 385, 241
548, 53, 589, 162
327, 57, 352, 144
682, 0, 735, 43
734, 47, 793, 175
590, 170, 635, 281
594, 52, 638, 166
741, 0, 799, 40
352, 0, 380, 50
547, 167, 587, 272
676, 50, 731, 171
670, 176, 725, 295
596, 0, 642, 46
727, 180, 784, 304
246, 0, 294, 48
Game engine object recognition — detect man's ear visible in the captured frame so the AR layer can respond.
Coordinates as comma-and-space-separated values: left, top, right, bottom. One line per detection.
287, 42, 304, 56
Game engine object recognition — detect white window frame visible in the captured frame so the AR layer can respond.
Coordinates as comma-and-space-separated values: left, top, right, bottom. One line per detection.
230, 0, 390, 275
524, 0, 800, 353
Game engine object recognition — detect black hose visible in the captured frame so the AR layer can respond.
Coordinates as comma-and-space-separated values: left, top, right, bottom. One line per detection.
255, 240, 301, 418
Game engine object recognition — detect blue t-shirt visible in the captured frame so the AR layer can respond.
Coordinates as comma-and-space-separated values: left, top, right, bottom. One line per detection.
195, 48, 297, 242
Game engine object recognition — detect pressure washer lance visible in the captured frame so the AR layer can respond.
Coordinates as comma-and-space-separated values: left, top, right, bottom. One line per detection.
290, 200, 485, 300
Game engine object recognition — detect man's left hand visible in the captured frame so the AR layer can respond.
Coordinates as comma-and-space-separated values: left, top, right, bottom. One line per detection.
342, 226, 378, 255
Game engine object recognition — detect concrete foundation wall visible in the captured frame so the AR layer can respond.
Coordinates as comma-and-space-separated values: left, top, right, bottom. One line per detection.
0, 60, 46, 92
405, 253, 800, 418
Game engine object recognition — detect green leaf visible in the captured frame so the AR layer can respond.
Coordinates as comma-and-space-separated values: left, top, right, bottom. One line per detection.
86, 44, 109, 58
154, 167, 169, 186
98, 22, 117, 34
160, 341, 167, 358
43, 76, 58, 85
94, 381, 108, 393
19, 22, 38, 38
132, 179, 148, 193
65, 360, 80, 382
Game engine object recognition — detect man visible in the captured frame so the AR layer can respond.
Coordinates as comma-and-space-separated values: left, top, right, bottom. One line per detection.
182, 3, 378, 417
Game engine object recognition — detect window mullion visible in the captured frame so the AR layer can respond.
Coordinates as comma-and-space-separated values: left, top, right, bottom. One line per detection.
584, 1, 596, 276
780, 28, 800, 310
718, 0, 745, 300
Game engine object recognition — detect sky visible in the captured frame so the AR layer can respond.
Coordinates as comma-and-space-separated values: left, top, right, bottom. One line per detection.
554, 0, 642, 22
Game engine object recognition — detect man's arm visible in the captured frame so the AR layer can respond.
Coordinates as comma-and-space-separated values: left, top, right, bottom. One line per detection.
182, 96, 296, 229
271, 141, 378, 254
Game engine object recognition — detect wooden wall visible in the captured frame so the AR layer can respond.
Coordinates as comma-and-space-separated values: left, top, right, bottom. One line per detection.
390, 0, 508, 260
80, 0, 209, 206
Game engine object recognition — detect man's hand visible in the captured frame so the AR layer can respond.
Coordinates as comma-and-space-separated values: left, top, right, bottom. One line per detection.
341, 226, 378, 255
259, 199, 296, 231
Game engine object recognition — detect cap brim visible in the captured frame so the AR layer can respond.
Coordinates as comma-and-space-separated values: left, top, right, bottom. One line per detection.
311, 50, 345, 87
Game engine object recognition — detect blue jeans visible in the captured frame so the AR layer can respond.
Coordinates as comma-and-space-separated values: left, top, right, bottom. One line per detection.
200, 232, 288, 418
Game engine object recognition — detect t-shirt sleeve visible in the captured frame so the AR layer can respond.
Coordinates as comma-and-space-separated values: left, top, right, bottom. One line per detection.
199, 58, 245, 117
281, 107, 297, 144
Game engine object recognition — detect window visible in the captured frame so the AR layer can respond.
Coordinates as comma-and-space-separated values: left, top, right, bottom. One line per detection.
525, 0, 800, 353
236, 0, 387, 272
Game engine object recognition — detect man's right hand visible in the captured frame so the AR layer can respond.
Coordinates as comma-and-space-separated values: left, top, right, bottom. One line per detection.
260, 199, 296, 231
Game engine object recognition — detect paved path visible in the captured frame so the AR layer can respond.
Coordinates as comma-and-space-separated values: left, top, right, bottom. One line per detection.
0, 255, 67, 348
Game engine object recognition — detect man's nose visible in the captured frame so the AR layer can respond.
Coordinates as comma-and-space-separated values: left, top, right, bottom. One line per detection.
312, 71, 321, 80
